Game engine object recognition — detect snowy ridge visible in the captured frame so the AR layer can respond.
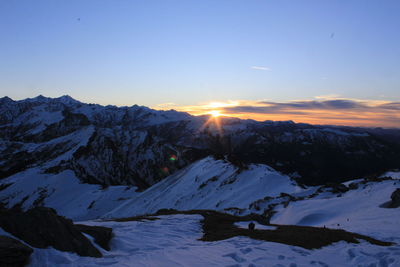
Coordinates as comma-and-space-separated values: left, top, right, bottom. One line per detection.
1, 156, 400, 266
0, 157, 299, 220
104, 157, 300, 218
1, 95, 400, 266
1, 95, 400, 188
0, 168, 137, 221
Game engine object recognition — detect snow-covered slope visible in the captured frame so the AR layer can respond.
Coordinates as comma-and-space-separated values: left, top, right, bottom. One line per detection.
0, 168, 138, 220
104, 157, 301, 218
1, 154, 399, 266
271, 178, 400, 240
0, 157, 300, 220
12, 213, 400, 267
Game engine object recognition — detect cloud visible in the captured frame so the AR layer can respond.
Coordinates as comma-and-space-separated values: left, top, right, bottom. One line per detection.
220, 99, 400, 127
251, 66, 271, 71
314, 94, 341, 100
222, 105, 307, 115
154, 98, 400, 128
222, 99, 387, 114
251, 99, 366, 112
377, 102, 400, 110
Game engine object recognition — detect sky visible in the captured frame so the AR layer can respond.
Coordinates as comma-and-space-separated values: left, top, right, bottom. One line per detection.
0, 0, 399, 127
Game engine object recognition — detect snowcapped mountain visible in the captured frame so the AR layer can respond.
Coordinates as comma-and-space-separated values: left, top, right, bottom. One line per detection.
1, 95, 400, 190
100, 157, 301, 218
1, 158, 399, 266
1, 95, 399, 218
0, 156, 300, 220
1, 95, 400, 266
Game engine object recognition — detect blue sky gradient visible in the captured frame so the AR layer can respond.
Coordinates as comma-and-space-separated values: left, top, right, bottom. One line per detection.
0, 1, 399, 126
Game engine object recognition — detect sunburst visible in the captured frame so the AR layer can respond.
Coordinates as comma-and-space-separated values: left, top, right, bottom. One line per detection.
200, 110, 224, 135
209, 110, 221, 117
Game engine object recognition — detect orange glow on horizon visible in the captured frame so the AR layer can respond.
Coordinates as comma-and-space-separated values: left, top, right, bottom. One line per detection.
152, 99, 400, 128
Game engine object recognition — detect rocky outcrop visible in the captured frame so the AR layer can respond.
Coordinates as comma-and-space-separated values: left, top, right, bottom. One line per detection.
0, 235, 33, 267
389, 188, 400, 208
75, 224, 113, 251
0, 207, 102, 257
380, 188, 400, 208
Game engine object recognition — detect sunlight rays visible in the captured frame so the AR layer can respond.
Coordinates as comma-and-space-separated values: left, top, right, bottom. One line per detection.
152, 98, 400, 128
200, 113, 224, 136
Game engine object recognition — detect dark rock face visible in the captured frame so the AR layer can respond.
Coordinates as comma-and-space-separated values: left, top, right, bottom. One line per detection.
390, 188, 400, 208
380, 188, 400, 208
0, 235, 33, 267
0, 207, 102, 257
75, 224, 113, 251
248, 222, 255, 230
318, 183, 349, 194
69, 128, 201, 189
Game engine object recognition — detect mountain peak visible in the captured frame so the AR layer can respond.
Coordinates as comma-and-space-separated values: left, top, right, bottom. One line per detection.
0, 96, 14, 104
19, 95, 51, 103
56, 95, 80, 104
21, 95, 80, 104
34, 94, 47, 100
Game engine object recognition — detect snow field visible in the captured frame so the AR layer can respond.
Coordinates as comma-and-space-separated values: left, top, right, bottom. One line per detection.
23, 214, 400, 267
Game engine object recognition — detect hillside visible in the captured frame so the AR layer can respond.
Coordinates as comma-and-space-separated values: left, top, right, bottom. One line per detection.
1, 95, 399, 189
1, 95, 400, 266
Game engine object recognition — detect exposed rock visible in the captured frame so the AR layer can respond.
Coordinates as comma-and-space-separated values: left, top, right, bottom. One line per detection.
75, 224, 113, 251
248, 222, 255, 230
390, 188, 400, 208
380, 188, 400, 208
348, 182, 358, 190
0, 207, 102, 257
132, 209, 394, 249
326, 183, 349, 194
0, 235, 33, 267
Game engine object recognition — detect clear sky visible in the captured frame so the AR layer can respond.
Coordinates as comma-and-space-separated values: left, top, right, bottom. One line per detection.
0, 0, 399, 127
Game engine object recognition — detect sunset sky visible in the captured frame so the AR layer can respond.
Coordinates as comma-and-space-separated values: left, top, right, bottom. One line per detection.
1, 1, 399, 127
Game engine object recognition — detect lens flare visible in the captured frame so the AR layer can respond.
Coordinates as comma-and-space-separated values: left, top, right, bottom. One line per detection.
160, 167, 169, 174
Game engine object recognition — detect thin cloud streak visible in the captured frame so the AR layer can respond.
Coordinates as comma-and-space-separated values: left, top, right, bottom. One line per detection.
153, 98, 400, 128
251, 66, 271, 71
314, 94, 341, 100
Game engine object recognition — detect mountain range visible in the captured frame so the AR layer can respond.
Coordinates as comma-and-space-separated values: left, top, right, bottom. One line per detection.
0, 95, 399, 267
1, 95, 399, 189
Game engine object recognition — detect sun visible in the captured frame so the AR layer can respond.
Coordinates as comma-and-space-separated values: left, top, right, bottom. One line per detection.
209, 110, 221, 117
200, 109, 224, 135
